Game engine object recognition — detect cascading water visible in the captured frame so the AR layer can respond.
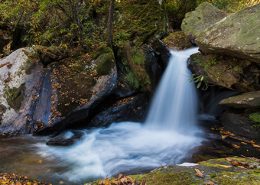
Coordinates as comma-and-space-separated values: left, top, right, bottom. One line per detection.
146, 48, 199, 132
37, 48, 203, 182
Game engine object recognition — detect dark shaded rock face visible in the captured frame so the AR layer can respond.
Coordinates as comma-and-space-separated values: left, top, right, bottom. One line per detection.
220, 112, 260, 141
89, 94, 149, 127
0, 29, 11, 56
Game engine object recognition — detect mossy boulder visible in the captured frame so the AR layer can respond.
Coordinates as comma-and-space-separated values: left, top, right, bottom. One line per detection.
189, 53, 260, 92
194, 4, 260, 62
94, 157, 260, 185
118, 44, 152, 91
163, 31, 193, 50
0, 48, 46, 135
220, 91, 260, 109
35, 47, 117, 135
181, 2, 227, 38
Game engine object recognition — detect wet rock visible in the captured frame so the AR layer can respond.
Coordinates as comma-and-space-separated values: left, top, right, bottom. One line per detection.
181, 2, 227, 38
150, 39, 171, 68
46, 130, 84, 146
220, 91, 260, 109
189, 53, 260, 92
220, 112, 260, 141
89, 94, 149, 127
163, 31, 193, 50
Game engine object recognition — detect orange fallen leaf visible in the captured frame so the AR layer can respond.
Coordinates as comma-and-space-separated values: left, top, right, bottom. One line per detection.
195, 168, 204, 178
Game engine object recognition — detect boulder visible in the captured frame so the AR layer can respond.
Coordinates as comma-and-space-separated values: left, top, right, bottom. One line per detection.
46, 130, 84, 146
0, 48, 46, 134
181, 2, 227, 38
88, 94, 149, 127
35, 47, 118, 135
195, 4, 260, 62
220, 91, 260, 109
189, 53, 260, 92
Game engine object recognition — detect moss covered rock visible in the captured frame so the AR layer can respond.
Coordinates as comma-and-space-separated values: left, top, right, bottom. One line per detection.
195, 4, 260, 62
35, 47, 117, 134
220, 91, 260, 109
117, 43, 152, 91
163, 31, 193, 50
189, 53, 260, 92
94, 157, 260, 185
0, 48, 46, 135
114, 0, 165, 47
181, 2, 227, 38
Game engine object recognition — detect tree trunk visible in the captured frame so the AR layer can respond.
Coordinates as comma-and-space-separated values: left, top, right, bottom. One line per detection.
107, 0, 115, 47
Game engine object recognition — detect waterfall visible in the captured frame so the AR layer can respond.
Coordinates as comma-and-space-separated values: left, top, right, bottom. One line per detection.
146, 48, 200, 133
36, 48, 203, 182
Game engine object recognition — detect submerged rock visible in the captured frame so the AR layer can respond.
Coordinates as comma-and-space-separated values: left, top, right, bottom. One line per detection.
89, 94, 149, 127
47, 130, 84, 146
220, 91, 260, 109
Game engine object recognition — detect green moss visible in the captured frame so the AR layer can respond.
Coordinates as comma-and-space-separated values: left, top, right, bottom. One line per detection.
125, 71, 140, 89
249, 113, 260, 127
95, 48, 115, 76
114, 0, 165, 46
4, 84, 25, 111
131, 171, 202, 185
249, 113, 260, 123
211, 170, 260, 185
132, 49, 145, 65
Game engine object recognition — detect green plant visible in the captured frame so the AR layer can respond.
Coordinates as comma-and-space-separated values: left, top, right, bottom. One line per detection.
249, 113, 260, 127
192, 74, 209, 90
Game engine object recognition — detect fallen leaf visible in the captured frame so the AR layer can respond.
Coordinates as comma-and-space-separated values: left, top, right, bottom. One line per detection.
205, 180, 215, 185
195, 168, 204, 178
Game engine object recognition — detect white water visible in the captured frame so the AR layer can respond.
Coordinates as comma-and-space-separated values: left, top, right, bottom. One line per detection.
37, 48, 202, 182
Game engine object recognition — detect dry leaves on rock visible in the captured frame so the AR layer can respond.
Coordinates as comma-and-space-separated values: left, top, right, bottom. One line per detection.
195, 169, 204, 178
98, 174, 146, 185
0, 173, 50, 185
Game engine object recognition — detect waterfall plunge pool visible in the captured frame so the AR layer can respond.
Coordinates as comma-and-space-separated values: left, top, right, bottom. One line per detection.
0, 48, 206, 184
